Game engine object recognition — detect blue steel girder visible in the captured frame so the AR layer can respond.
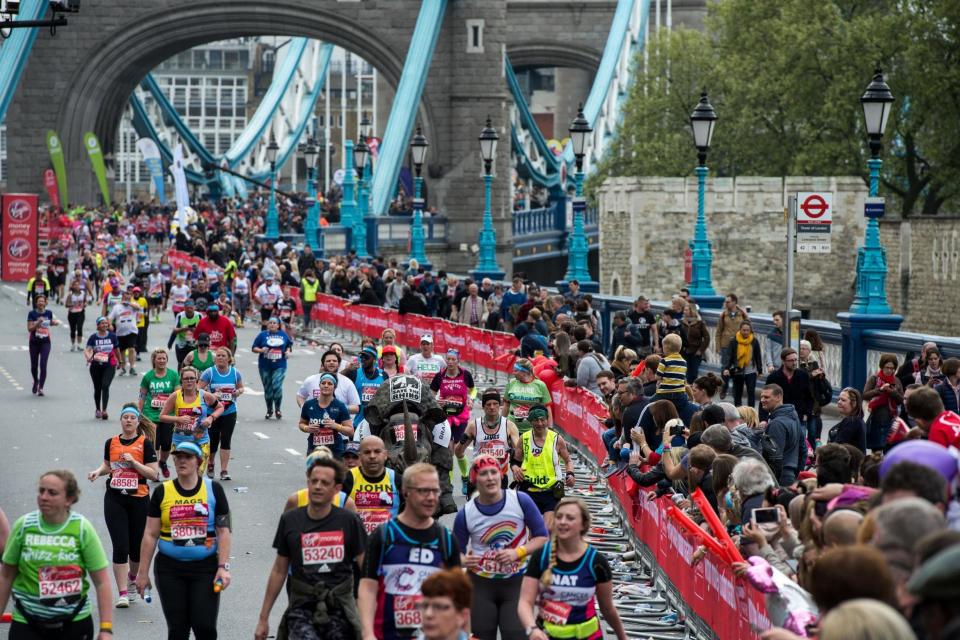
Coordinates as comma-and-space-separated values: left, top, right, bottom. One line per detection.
0, 0, 49, 126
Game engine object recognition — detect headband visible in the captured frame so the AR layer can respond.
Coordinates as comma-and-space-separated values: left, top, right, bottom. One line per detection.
121, 407, 140, 418
319, 373, 338, 386
471, 455, 503, 477
527, 406, 549, 420
446, 349, 460, 358
96, 316, 109, 325
268, 316, 280, 324
514, 362, 533, 374
481, 390, 502, 405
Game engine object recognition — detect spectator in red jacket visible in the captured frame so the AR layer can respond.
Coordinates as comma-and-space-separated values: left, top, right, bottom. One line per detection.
906, 386, 960, 449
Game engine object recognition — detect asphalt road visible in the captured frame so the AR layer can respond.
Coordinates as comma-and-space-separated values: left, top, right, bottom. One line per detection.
0, 283, 455, 639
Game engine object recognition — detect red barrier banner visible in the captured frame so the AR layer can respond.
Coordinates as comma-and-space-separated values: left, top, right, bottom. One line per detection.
1, 193, 39, 281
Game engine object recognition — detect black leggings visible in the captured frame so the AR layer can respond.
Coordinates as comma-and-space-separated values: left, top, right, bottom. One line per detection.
732, 372, 758, 408
68, 311, 85, 342
89, 362, 115, 411
469, 573, 525, 640
103, 491, 149, 564
29, 341, 50, 389
155, 422, 173, 453
208, 412, 237, 454
9, 617, 93, 640
154, 554, 220, 640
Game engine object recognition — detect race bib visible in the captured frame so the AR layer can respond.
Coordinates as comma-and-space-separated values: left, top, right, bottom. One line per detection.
35, 327, 50, 339
392, 423, 419, 443
93, 351, 110, 364
300, 531, 345, 566
110, 470, 140, 491
393, 595, 422, 629
361, 386, 377, 402
359, 509, 391, 535
169, 503, 208, 544
151, 393, 169, 409
312, 428, 335, 446
539, 600, 572, 626
432, 421, 452, 447
216, 388, 235, 404
38, 565, 82, 600
267, 348, 282, 361
513, 404, 531, 420
70, 304, 83, 313
478, 550, 519, 576
478, 442, 507, 461
149, 285, 162, 296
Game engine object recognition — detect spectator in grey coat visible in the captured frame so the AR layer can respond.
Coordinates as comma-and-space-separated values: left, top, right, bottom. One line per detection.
572, 339, 610, 398
760, 383, 806, 486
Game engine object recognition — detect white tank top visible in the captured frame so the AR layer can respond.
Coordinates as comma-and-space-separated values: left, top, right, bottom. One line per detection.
463, 489, 529, 579
474, 417, 509, 472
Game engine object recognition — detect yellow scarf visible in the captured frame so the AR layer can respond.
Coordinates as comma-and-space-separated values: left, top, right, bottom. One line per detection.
735, 332, 753, 369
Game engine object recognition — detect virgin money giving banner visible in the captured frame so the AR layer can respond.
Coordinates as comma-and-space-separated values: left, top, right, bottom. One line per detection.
1, 194, 39, 281
43, 169, 60, 208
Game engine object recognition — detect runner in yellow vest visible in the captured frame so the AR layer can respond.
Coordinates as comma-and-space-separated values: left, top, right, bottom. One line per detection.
283, 447, 357, 513
512, 404, 575, 530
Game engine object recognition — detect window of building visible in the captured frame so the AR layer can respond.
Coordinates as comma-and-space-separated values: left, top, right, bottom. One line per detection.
466, 19, 484, 53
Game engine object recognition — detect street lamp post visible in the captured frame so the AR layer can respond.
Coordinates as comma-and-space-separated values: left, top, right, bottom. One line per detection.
341, 138, 356, 243
471, 117, 505, 281
352, 135, 370, 258
407, 124, 432, 271
559, 105, 598, 292
303, 139, 320, 252
686, 91, 724, 309
850, 68, 895, 314
264, 134, 280, 240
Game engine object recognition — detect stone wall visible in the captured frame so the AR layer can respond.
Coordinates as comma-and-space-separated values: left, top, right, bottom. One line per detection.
597, 176, 869, 320
880, 217, 960, 336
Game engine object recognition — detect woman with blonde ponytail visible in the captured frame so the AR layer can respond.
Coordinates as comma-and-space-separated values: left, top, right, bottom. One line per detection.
517, 498, 628, 640
86, 403, 161, 608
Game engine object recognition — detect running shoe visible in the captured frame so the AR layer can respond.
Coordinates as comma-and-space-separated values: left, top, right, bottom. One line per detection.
265, 411, 273, 420
37, 389, 44, 397
118, 368, 126, 377
206, 461, 215, 479
101, 412, 108, 420
220, 471, 231, 481
160, 463, 170, 479
95, 410, 102, 420
275, 410, 282, 420
115, 595, 129, 608
127, 577, 137, 602
129, 367, 137, 376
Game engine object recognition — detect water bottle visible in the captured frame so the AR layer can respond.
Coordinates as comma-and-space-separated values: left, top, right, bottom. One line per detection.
143, 588, 152, 604
213, 579, 224, 593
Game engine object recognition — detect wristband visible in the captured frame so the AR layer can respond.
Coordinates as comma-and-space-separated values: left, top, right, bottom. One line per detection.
99, 631, 113, 636
100, 622, 113, 631
565, 470, 574, 477
516, 545, 528, 561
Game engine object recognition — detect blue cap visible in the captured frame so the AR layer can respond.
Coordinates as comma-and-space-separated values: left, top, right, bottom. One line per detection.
620, 447, 632, 461
361, 346, 378, 358
207, 303, 220, 311
172, 442, 204, 459
344, 442, 361, 457
185, 299, 196, 306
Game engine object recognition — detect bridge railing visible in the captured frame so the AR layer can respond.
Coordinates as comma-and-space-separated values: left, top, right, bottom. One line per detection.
311, 215, 449, 257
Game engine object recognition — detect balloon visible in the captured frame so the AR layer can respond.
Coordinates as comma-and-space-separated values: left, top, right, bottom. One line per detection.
537, 366, 560, 387
879, 439, 959, 482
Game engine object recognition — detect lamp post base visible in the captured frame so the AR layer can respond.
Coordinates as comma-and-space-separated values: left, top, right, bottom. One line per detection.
836, 312, 903, 390
471, 268, 506, 282
688, 293, 724, 310
555, 279, 599, 294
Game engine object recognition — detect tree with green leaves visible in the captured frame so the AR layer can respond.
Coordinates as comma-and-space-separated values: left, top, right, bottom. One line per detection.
592, 0, 959, 217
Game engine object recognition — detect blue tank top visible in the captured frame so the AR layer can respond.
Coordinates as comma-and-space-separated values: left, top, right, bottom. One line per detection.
203, 366, 240, 416
157, 477, 218, 561
353, 367, 387, 427
537, 543, 601, 633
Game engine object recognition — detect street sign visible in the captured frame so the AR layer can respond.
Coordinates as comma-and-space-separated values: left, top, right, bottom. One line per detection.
865, 197, 885, 218
796, 191, 833, 253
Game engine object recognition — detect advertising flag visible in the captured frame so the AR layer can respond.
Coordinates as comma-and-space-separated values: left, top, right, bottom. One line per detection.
45, 130, 68, 206
1, 193, 39, 281
42, 169, 60, 208
83, 131, 111, 206
136, 137, 166, 204
170, 143, 190, 229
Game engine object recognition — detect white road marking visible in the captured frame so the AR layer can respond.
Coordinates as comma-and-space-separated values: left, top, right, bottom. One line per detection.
294, 380, 303, 385
285, 448, 301, 456
302, 349, 315, 355
245, 387, 264, 396
252, 432, 270, 440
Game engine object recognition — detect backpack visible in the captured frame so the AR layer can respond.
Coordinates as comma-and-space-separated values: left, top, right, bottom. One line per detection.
759, 431, 782, 480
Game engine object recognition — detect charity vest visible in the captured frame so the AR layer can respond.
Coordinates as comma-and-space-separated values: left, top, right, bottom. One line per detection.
157, 478, 218, 561
354, 368, 387, 427
191, 349, 214, 373
475, 417, 510, 475
347, 467, 399, 535
537, 543, 601, 640
67, 292, 86, 314
302, 278, 320, 302
521, 430, 560, 492
205, 366, 239, 416
172, 390, 209, 447
9, 512, 95, 623
175, 312, 200, 347
296, 489, 345, 508
108, 435, 150, 498
374, 519, 451, 639
463, 490, 529, 579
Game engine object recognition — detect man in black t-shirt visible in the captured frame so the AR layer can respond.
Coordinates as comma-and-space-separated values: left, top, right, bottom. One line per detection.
627, 295, 659, 356
255, 457, 366, 640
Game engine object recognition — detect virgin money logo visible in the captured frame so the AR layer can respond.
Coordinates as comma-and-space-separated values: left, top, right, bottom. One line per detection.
7, 238, 32, 260
7, 200, 32, 221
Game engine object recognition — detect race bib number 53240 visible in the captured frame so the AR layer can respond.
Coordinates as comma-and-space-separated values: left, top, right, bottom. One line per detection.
301, 531, 345, 565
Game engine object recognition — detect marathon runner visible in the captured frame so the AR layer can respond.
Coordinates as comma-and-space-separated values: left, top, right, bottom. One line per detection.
168, 275, 191, 317
171, 299, 201, 368
194, 303, 237, 353
348, 346, 388, 438
85, 316, 121, 420
158, 366, 224, 466
284, 448, 357, 513
135, 441, 232, 640
27, 295, 60, 396
86, 405, 159, 608
65, 279, 89, 352
183, 333, 215, 373
254, 274, 282, 331
378, 329, 405, 363
357, 463, 461, 640
0, 470, 114, 640
296, 349, 361, 420
251, 317, 294, 419
147, 265, 165, 322
100, 274, 124, 318
49, 248, 69, 305
417, 570, 476, 640
513, 405, 575, 530
199, 347, 245, 480
455, 389, 520, 492
139, 348, 181, 480
453, 455, 548, 640
429, 350, 476, 492
277, 284, 297, 336
230, 269, 251, 328
132, 287, 149, 362
255, 456, 366, 640
107, 288, 140, 376
342, 436, 402, 536
503, 359, 553, 436
518, 498, 629, 640
403, 335, 446, 387
26, 267, 51, 309
299, 372, 354, 459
